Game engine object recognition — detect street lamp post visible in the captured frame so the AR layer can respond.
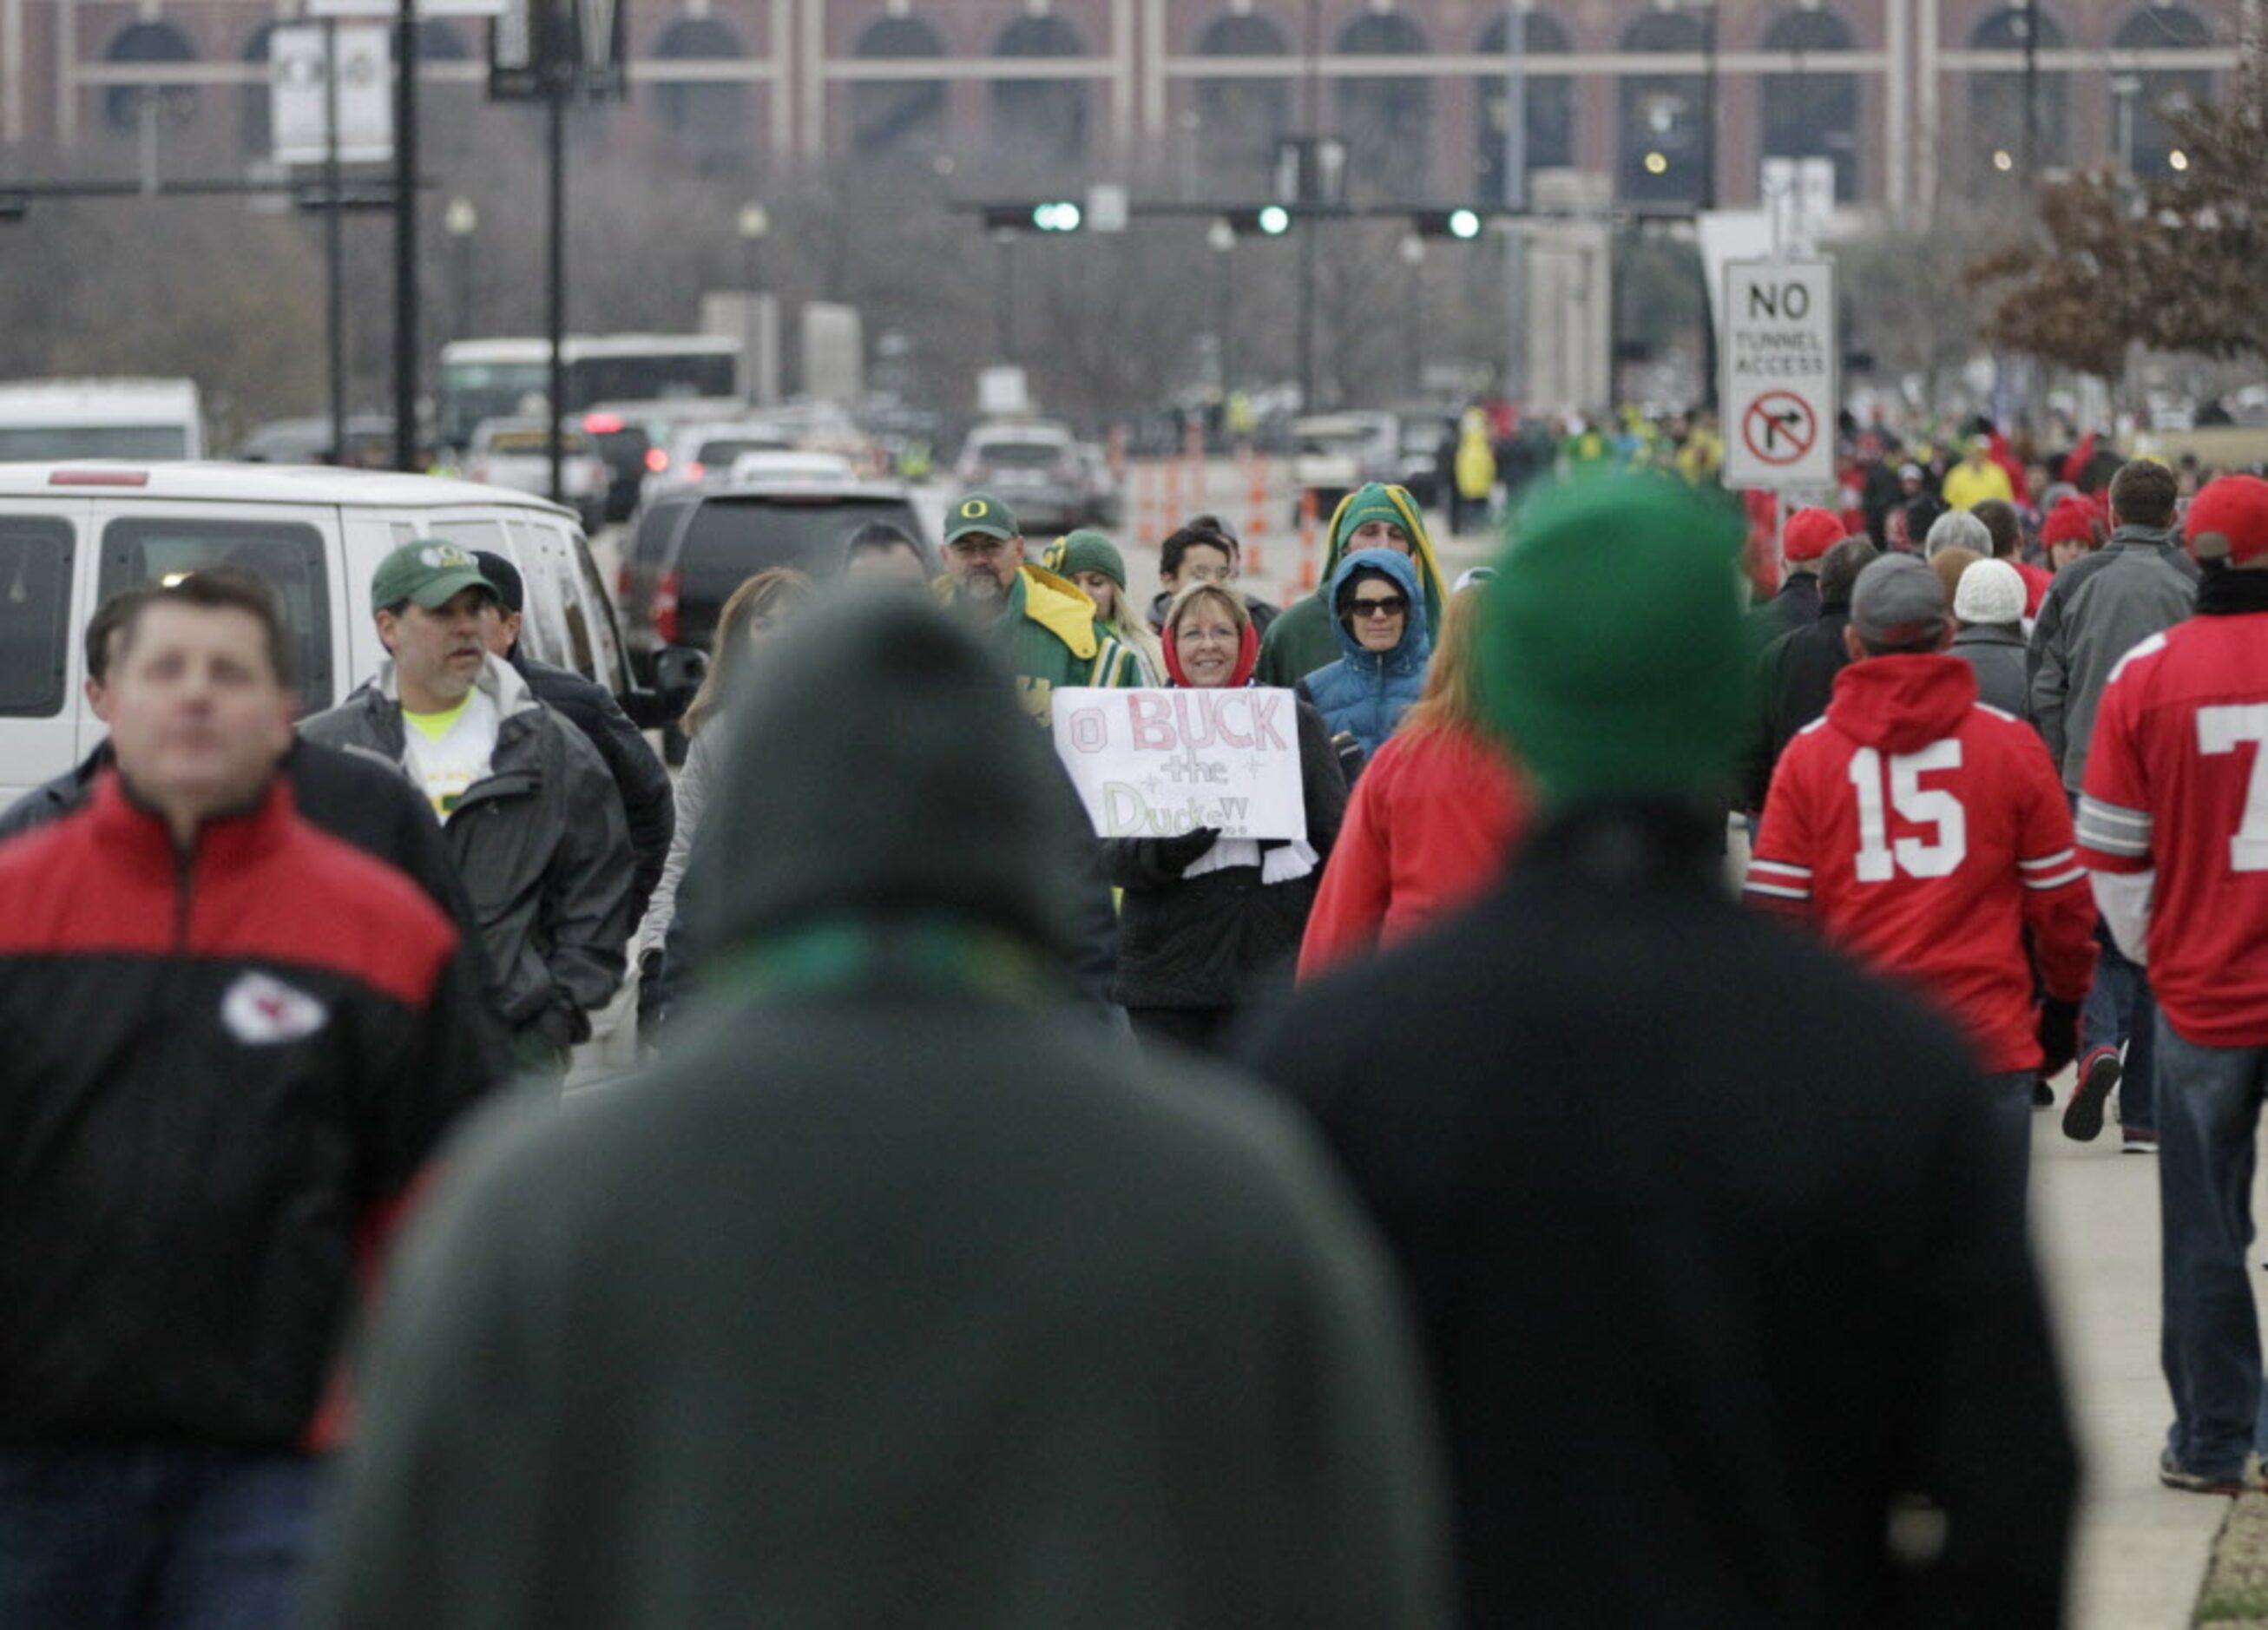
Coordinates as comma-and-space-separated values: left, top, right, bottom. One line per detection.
2110, 73, 2142, 176
1398, 233, 1426, 399
444, 195, 477, 344
1206, 218, 1237, 397
736, 202, 770, 292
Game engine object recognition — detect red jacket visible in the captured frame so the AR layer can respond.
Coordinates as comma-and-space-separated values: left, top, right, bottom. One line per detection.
1745, 655, 2094, 1072
1298, 726, 1527, 979
2014, 560, 2053, 618
2077, 612, 2268, 1046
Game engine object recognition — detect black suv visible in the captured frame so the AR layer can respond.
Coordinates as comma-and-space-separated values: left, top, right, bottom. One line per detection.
617, 479, 934, 684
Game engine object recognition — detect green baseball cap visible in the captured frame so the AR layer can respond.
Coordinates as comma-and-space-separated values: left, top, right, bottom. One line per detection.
371, 538, 497, 613
945, 491, 1020, 543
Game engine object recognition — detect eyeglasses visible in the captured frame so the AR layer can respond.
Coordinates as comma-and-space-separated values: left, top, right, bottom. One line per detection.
1347, 595, 1408, 620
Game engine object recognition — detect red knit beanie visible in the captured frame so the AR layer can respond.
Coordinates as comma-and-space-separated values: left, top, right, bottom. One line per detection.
2041, 497, 2100, 549
1782, 506, 1845, 563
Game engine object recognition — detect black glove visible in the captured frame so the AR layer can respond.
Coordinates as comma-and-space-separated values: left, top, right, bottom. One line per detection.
2036, 998, 2081, 1079
1154, 825, 1222, 869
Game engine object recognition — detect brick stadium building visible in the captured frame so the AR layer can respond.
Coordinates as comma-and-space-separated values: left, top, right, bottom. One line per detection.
3, 0, 2239, 212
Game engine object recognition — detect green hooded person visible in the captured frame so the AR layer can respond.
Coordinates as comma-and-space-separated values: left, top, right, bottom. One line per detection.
305, 594, 1455, 1630
1256, 482, 1450, 688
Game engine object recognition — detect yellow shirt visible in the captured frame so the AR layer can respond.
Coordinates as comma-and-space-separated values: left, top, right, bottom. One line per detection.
1942, 459, 2015, 510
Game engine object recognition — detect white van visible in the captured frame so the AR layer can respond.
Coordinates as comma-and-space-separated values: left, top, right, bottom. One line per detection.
0, 379, 206, 462
0, 461, 650, 810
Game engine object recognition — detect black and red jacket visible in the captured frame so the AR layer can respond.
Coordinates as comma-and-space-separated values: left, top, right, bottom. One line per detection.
0, 772, 497, 1451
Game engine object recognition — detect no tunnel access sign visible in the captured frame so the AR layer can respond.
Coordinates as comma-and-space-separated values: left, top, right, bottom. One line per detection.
1721, 260, 1837, 490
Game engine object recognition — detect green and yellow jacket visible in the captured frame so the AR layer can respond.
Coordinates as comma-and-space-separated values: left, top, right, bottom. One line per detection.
939, 563, 1144, 725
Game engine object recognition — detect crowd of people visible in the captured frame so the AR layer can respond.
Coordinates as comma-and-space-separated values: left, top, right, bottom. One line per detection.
9, 425, 2268, 1627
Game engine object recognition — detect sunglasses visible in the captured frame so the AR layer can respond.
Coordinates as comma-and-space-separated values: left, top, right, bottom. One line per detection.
1347, 595, 1408, 620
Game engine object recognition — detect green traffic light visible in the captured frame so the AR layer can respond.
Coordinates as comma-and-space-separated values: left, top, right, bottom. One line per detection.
1258, 205, 1292, 235
1031, 201, 1083, 232
1449, 208, 1482, 240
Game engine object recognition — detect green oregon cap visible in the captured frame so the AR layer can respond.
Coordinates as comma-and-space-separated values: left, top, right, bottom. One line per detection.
945, 491, 1020, 543
371, 538, 498, 613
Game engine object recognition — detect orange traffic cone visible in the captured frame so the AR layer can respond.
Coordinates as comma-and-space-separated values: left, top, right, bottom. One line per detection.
1242, 451, 1268, 574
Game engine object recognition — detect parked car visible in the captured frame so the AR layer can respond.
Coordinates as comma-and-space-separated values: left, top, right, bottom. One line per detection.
465, 418, 611, 532
234, 414, 398, 469
1075, 441, 1122, 528
0, 461, 669, 813
639, 418, 794, 510
617, 477, 934, 685
1396, 414, 1455, 510
953, 421, 1090, 536
1290, 412, 1399, 523
726, 450, 858, 487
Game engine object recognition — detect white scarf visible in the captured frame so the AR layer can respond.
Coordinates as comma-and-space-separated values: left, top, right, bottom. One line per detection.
1180, 836, 1318, 886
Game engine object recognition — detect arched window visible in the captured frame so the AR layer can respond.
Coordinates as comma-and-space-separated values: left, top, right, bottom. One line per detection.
242, 23, 276, 159
1618, 10, 1706, 204
1193, 13, 1291, 188
1336, 13, 1430, 194
102, 21, 199, 136
2114, 6, 2214, 178
1760, 10, 1857, 200
1476, 11, 1572, 205
653, 17, 748, 173
1968, 5, 2068, 187
990, 16, 1088, 174
850, 16, 946, 166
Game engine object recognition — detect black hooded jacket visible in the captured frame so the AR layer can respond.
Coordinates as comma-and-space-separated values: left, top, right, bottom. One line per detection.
508, 649, 674, 927
306, 595, 1452, 1630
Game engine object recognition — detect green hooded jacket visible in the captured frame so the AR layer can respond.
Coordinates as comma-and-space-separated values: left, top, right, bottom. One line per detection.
305, 595, 1453, 1630
938, 562, 1143, 725
1257, 483, 1449, 687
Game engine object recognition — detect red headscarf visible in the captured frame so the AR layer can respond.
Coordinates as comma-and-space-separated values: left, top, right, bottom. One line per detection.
1161, 603, 1260, 689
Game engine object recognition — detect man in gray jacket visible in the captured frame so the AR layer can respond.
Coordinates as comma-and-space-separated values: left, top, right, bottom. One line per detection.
301, 541, 634, 1074
2030, 457, 2198, 1149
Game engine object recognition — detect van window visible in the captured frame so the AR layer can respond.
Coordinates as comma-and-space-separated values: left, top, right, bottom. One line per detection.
0, 518, 74, 718
504, 522, 571, 671
569, 537, 628, 692
100, 519, 331, 713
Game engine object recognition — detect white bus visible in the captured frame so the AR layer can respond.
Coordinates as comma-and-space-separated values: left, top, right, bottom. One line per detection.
437, 334, 742, 451
0, 378, 205, 461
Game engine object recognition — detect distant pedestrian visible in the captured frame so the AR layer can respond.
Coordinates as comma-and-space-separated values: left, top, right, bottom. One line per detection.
304, 595, 1449, 1630
840, 519, 930, 587
1144, 516, 1277, 638
471, 550, 674, 930
1450, 409, 1496, 536
2076, 474, 2268, 1493
1739, 533, 1877, 816
1108, 582, 1346, 1053
1298, 582, 1527, 977
1299, 549, 1432, 762
1949, 558, 2034, 720
1746, 503, 1842, 645
1747, 553, 2094, 1213
1247, 473, 2076, 1627
2033, 458, 2199, 1151
1929, 544, 1982, 607
1042, 529, 1164, 683
2041, 495, 2106, 574
636, 566, 813, 1020
1257, 483, 1448, 687
1943, 435, 2016, 509
936, 490, 1142, 724
1971, 497, 2053, 617
1923, 506, 1992, 562
300, 540, 635, 1077
0, 570, 498, 1630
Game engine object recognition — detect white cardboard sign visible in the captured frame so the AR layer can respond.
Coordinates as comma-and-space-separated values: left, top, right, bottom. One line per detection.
1720, 258, 1837, 490
1052, 687, 1308, 843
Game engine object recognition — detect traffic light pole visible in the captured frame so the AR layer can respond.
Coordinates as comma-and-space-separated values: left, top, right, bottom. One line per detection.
391, 0, 419, 471
324, 20, 346, 468
546, 45, 567, 506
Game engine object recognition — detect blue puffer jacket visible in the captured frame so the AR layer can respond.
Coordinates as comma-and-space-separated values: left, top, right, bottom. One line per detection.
1298, 549, 1431, 760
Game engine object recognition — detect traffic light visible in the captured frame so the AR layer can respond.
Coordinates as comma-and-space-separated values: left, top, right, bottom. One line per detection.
1219, 206, 1294, 238
980, 201, 1085, 233
1411, 208, 1485, 240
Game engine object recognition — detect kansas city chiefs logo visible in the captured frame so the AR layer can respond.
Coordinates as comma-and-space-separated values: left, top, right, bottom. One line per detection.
220, 972, 331, 1046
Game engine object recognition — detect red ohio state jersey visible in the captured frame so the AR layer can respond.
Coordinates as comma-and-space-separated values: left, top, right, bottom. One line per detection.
2077, 614, 2268, 1046
1747, 655, 2095, 1074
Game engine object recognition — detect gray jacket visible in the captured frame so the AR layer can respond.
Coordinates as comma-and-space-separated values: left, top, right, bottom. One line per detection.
2028, 524, 2198, 789
1950, 625, 2032, 722
300, 654, 634, 1048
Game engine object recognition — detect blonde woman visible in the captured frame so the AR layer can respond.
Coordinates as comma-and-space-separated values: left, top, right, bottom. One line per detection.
1297, 582, 1528, 979
1043, 530, 1164, 683
638, 567, 812, 971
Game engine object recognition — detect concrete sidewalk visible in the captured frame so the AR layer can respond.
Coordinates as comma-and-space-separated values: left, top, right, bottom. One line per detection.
2035, 1120, 2244, 1628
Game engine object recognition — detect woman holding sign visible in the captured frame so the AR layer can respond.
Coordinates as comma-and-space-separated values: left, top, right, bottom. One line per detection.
1106, 583, 1349, 1055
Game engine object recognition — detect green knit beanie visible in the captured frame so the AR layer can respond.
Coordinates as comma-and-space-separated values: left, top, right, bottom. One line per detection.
1045, 529, 1127, 590
1332, 483, 1408, 550
1477, 473, 1754, 807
